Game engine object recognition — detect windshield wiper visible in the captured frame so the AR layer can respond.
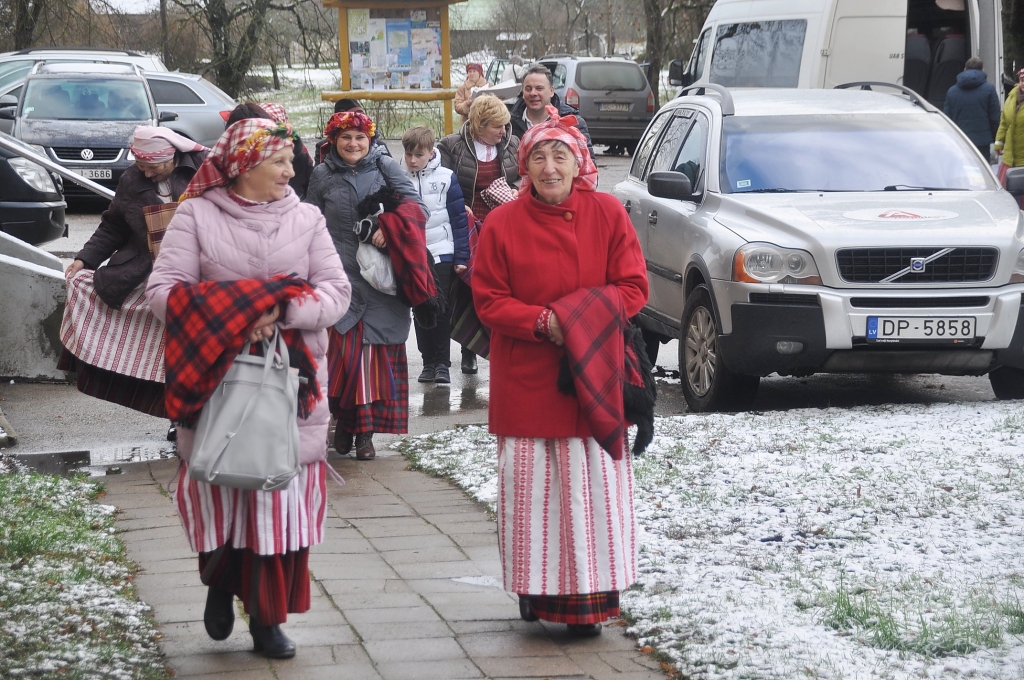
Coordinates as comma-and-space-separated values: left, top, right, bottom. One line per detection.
739, 188, 849, 193
604, 87, 636, 94
882, 185, 964, 191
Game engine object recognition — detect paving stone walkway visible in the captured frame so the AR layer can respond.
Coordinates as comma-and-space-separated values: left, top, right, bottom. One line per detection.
104, 450, 665, 680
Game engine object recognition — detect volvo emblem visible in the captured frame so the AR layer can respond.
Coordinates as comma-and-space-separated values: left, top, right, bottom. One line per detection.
80, 148, 94, 161
910, 257, 927, 273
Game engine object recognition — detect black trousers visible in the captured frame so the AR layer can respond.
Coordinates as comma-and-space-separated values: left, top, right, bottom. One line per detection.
415, 261, 454, 367
977, 144, 991, 160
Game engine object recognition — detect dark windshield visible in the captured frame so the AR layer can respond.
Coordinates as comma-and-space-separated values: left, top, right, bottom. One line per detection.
575, 62, 646, 91
722, 114, 995, 193
22, 78, 152, 121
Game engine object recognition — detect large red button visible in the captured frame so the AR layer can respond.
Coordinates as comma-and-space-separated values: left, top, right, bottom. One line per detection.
563, 212, 573, 221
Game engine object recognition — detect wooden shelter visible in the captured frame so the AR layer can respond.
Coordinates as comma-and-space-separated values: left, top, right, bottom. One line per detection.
321, 0, 468, 135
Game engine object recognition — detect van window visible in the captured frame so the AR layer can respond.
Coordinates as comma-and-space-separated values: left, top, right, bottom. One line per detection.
687, 30, 711, 82
575, 62, 647, 91
710, 20, 807, 88
549, 64, 568, 89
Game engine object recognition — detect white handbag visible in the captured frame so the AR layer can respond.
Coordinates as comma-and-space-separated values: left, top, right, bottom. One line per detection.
356, 241, 398, 295
189, 328, 301, 491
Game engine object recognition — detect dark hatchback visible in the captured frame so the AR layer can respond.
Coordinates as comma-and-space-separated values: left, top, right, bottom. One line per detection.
0, 130, 65, 245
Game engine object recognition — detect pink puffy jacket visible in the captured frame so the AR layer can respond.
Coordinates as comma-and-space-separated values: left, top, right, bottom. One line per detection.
146, 187, 351, 466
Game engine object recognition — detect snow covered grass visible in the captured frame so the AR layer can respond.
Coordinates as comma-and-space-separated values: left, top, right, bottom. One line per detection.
397, 401, 1024, 679
0, 472, 168, 679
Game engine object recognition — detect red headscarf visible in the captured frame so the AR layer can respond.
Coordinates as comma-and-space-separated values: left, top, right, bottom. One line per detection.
517, 105, 599, 196
324, 110, 376, 143
259, 102, 288, 124
180, 119, 297, 200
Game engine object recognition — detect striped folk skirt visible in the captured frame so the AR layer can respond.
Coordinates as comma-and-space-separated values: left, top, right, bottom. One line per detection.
497, 436, 637, 623
175, 460, 327, 556
326, 326, 409, 435
58, 271, 166, 416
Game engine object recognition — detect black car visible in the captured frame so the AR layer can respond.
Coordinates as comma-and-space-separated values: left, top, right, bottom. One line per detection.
0, 130, 65, 245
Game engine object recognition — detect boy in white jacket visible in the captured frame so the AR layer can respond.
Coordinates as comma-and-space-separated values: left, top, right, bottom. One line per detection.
401, 126, 470, 384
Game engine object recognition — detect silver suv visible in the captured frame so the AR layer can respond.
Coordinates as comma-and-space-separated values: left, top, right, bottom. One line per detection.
537, 54, 654, 153
614, 83, 1024, 411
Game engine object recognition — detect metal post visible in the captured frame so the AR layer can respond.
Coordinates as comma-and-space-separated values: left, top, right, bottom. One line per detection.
0, 137, 115, 200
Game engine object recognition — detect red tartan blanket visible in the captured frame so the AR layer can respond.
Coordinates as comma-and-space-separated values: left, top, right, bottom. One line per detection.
164, 275, 321, 428
377, 197, 440, 328
550, 286, 653, 460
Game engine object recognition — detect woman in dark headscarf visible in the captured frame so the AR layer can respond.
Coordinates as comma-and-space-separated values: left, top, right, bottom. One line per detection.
472, 106, 649, 636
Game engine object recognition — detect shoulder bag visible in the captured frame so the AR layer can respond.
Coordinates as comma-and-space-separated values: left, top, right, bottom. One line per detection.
189, 327, 301, 491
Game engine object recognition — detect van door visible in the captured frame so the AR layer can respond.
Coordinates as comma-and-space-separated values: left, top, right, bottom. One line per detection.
823, 0, 907, 88
973, 0, 1004, 96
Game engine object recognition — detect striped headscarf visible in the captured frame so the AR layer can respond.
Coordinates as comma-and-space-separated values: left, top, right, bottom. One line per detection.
324, 110, 376, 143
517, 105, 598, 195
180, 119, 297, 200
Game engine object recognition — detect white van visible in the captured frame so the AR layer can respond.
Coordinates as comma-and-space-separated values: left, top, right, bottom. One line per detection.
671, 0, 1005, 106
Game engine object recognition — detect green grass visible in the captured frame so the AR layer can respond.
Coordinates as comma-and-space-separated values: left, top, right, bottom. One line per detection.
0, 472, 169, 679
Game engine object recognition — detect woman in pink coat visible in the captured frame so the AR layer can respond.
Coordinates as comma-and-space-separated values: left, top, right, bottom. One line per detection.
146, 119, 351, 659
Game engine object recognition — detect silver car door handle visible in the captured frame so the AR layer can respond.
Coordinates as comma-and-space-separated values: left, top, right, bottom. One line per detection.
624, 199, 632, 213
648, 211, 658, 225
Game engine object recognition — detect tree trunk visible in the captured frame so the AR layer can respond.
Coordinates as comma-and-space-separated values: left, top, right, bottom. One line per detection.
271, 60, 280, 90
643, 0, 664, 107
160, 0, 169, 67
14, 0, 45, 50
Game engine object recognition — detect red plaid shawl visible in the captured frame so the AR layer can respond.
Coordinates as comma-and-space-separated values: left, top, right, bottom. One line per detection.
377, 197, 439, 315
164, 275, 321, 428
550, 286, 652, 460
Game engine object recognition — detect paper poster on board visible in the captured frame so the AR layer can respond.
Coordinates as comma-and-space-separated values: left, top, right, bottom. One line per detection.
386, 19, 412, 71
368, 18, 387, 70
348, 9, 369, 40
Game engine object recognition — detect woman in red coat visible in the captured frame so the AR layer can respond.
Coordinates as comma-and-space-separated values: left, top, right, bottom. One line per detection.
472, 106, 649, 635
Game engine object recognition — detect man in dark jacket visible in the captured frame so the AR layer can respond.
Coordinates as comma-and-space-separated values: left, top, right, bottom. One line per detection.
944, 57, 1001, 160
509, 63, 595, 161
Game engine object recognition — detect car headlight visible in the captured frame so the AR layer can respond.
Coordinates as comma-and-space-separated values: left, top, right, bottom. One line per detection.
9, 157, 57, 194
733, 243, 822, 285
1011, 249, 1024, 283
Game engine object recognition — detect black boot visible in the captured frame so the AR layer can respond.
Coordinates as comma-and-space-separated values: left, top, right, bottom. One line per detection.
203, 586, 235, 641
518, 595, 538, 622
461, 351, 477, 375
250, 622, 296, 659
567, 623, 602, 636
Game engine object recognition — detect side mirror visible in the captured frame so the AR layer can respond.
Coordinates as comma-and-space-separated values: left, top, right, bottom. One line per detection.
648, 170, 699, 202
0, 108, 15, 120
158, 110, 178, 122
668, 60, 684, 87
0, 95, 17, 108
1004, 167, 1024, 197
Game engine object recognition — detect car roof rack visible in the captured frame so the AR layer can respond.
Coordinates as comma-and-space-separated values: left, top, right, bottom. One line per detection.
677, 82, 735, 116
538, 53, 575, 60
834, 81, 938, 112
10, 47, 148, 57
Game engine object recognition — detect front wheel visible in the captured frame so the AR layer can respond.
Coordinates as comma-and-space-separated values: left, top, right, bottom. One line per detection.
680, 285, 759, 412
989, 366, 1024, 399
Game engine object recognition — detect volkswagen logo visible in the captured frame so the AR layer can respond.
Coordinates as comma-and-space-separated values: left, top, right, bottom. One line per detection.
80, 149, 94, 161
910, 257, 927, 273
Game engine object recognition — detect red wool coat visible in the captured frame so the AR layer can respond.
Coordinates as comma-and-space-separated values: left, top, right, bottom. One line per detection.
473, 189, 649, 439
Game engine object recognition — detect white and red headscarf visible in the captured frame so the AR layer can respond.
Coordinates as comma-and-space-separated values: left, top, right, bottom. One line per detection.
129, 126, 207, 163
180, 119, 297, 200
517, 105, 599, 196
259, 102, 289, 124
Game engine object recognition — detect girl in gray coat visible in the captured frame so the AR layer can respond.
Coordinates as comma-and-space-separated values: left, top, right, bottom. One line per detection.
306, 111, 428, 460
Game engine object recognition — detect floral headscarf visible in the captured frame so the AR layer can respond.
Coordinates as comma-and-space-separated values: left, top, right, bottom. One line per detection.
517, 105, 599, 195
324, 110, 376, 143
180, 119, 297, 200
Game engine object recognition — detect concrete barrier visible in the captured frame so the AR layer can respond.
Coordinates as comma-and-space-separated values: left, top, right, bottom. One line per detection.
0, 229, 62, 272
0, 250, 66, 380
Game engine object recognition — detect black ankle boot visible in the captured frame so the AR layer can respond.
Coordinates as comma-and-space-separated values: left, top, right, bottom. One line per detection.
249, 622, 296, 659
203, 586, 235, 641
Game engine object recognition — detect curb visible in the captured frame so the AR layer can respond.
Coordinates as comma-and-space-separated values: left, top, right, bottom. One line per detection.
0, 407, 16, 447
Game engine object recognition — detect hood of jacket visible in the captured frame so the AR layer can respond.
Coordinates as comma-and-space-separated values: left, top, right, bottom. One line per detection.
190, 184, 301, 222
956, 69, 988, 90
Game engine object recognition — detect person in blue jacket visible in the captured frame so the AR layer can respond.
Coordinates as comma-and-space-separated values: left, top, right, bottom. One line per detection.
400, 125, 470, 384
944, 57, 1001, 160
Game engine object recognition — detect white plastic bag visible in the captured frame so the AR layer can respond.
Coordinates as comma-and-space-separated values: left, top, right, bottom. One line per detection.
356, 242, 397, 295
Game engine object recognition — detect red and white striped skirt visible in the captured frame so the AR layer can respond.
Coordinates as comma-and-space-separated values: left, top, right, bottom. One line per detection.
60, 270, 165, 382
496, 436, 638, 596
175, 461, 327, 556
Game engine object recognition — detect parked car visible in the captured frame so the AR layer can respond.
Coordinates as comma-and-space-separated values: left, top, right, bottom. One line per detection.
671, 0, 1006, 107
535, 54, 655, 154
615, 83, 1024, 412
0, 62, 177, 199
0, 130, 66, 245
146, 71, 235, 147
0, 47, 167, 74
